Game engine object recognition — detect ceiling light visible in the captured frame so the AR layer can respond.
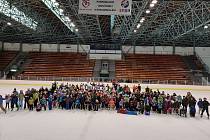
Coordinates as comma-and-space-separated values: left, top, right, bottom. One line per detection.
10, 69, 17, 72
204, 25, 208, 29
146, 10, 150, 14
152, 0, 158, 4
59, 9, 64, 13
150, 3, 155, 7
137, 24, 141, 29
65, 16, 71, 22
7, 22, 12, 26
134, 30, 137, 33
54, 2, 59, 6
140, 17, 145, 23
70, 22, 75, 27
75, 29, 78, 32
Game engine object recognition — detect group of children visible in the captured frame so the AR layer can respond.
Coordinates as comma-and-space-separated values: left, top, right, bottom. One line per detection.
0, 81, 209, 119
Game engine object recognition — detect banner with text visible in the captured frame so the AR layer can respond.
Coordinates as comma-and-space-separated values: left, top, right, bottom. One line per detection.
79, 0, 132, 15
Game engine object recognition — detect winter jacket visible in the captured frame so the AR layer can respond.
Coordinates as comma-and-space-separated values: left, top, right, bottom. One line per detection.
33, 93, 39, 101
203, 101, 210, 109
48, 96, 53, 103
158, 96, 163, 104
177, 95, 182, 103
182, 98, 188, 107
157, 96, 164, 109
0, 96, 5, 105
19, 93, 24, 101
28, 98, 34, 105
40, 98, 47, 105
197, 101, 203, 108
119, 100, 124, 107
6, 97, 10, 103
11, 95, 18, 104
189, 97, 196, 107
152, 98, 157, 106
144, 98, 150, 106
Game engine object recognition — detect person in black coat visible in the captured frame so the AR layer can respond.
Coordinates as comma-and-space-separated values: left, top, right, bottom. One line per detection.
201, 98, 210, 119
188, 96, 197, 117
24, 90, 30, 109
11, 93, 19, 111
182, 96, 188, 111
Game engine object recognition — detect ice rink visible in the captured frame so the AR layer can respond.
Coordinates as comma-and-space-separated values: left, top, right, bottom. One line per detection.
0, 80, 210, 140
0, 110, 210, 140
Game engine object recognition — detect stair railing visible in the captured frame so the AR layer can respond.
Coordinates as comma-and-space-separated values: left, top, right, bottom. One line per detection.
195, 52, 209, 73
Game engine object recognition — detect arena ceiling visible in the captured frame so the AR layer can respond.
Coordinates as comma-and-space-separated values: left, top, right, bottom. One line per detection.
0, 0, 210, 47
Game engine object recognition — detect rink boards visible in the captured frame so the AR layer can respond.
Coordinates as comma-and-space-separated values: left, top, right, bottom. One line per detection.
0, 80, 210, 99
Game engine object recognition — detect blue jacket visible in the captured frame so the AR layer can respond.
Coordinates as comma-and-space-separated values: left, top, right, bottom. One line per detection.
0, 96, 5, 105
197, 101, 203, 108
48, 96, 53, 103
11, 95, 18, 103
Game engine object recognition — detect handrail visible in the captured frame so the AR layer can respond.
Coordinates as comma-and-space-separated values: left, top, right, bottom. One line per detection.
195, 52, 209, 73
12, 75, 209, 86
2, 51, 21, 75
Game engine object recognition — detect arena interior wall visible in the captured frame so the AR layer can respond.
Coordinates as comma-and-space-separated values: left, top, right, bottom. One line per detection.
153, 46, 173, 54
41, 44, 58, 52
22, 43, 40, 52
135, 46, 154, 54
195, 47, 210, 69
1, 43, 90, 53
122, 46, 134, 54
60, 44, 78, 52
1, 42, 195, 55
122, 46, 194, 55
4, 43, 20, 51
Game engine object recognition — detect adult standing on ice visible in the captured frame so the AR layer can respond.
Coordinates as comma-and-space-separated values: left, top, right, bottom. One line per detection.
24, 89, 30, 109
201, 98, 210, 119
11, 93, 19, 111
0, 95, 6, 113
18, 90, 24, 109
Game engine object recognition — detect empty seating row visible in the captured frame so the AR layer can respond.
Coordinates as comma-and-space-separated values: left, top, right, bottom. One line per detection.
115, 54, 191, 81
20, 52, 95, 77
0, 51, 17, 71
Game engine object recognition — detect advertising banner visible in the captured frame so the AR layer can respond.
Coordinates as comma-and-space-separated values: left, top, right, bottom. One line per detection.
79, 0, 132, 15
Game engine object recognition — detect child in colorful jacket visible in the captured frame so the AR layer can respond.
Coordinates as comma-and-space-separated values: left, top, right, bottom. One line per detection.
48, 95, 53, 110
197, 98, 203, 115
5, 95, 11, 110
157, 96, 164, 114
40, 97, 47, 111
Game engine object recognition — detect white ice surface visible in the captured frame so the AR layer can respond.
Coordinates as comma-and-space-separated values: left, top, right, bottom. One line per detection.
0, 110, 210, 140
0, 80, 210, 140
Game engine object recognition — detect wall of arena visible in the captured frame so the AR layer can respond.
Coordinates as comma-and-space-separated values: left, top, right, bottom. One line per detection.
0, 80, 210, 99
0, 42, 194, 55
0, 42, 90, 53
